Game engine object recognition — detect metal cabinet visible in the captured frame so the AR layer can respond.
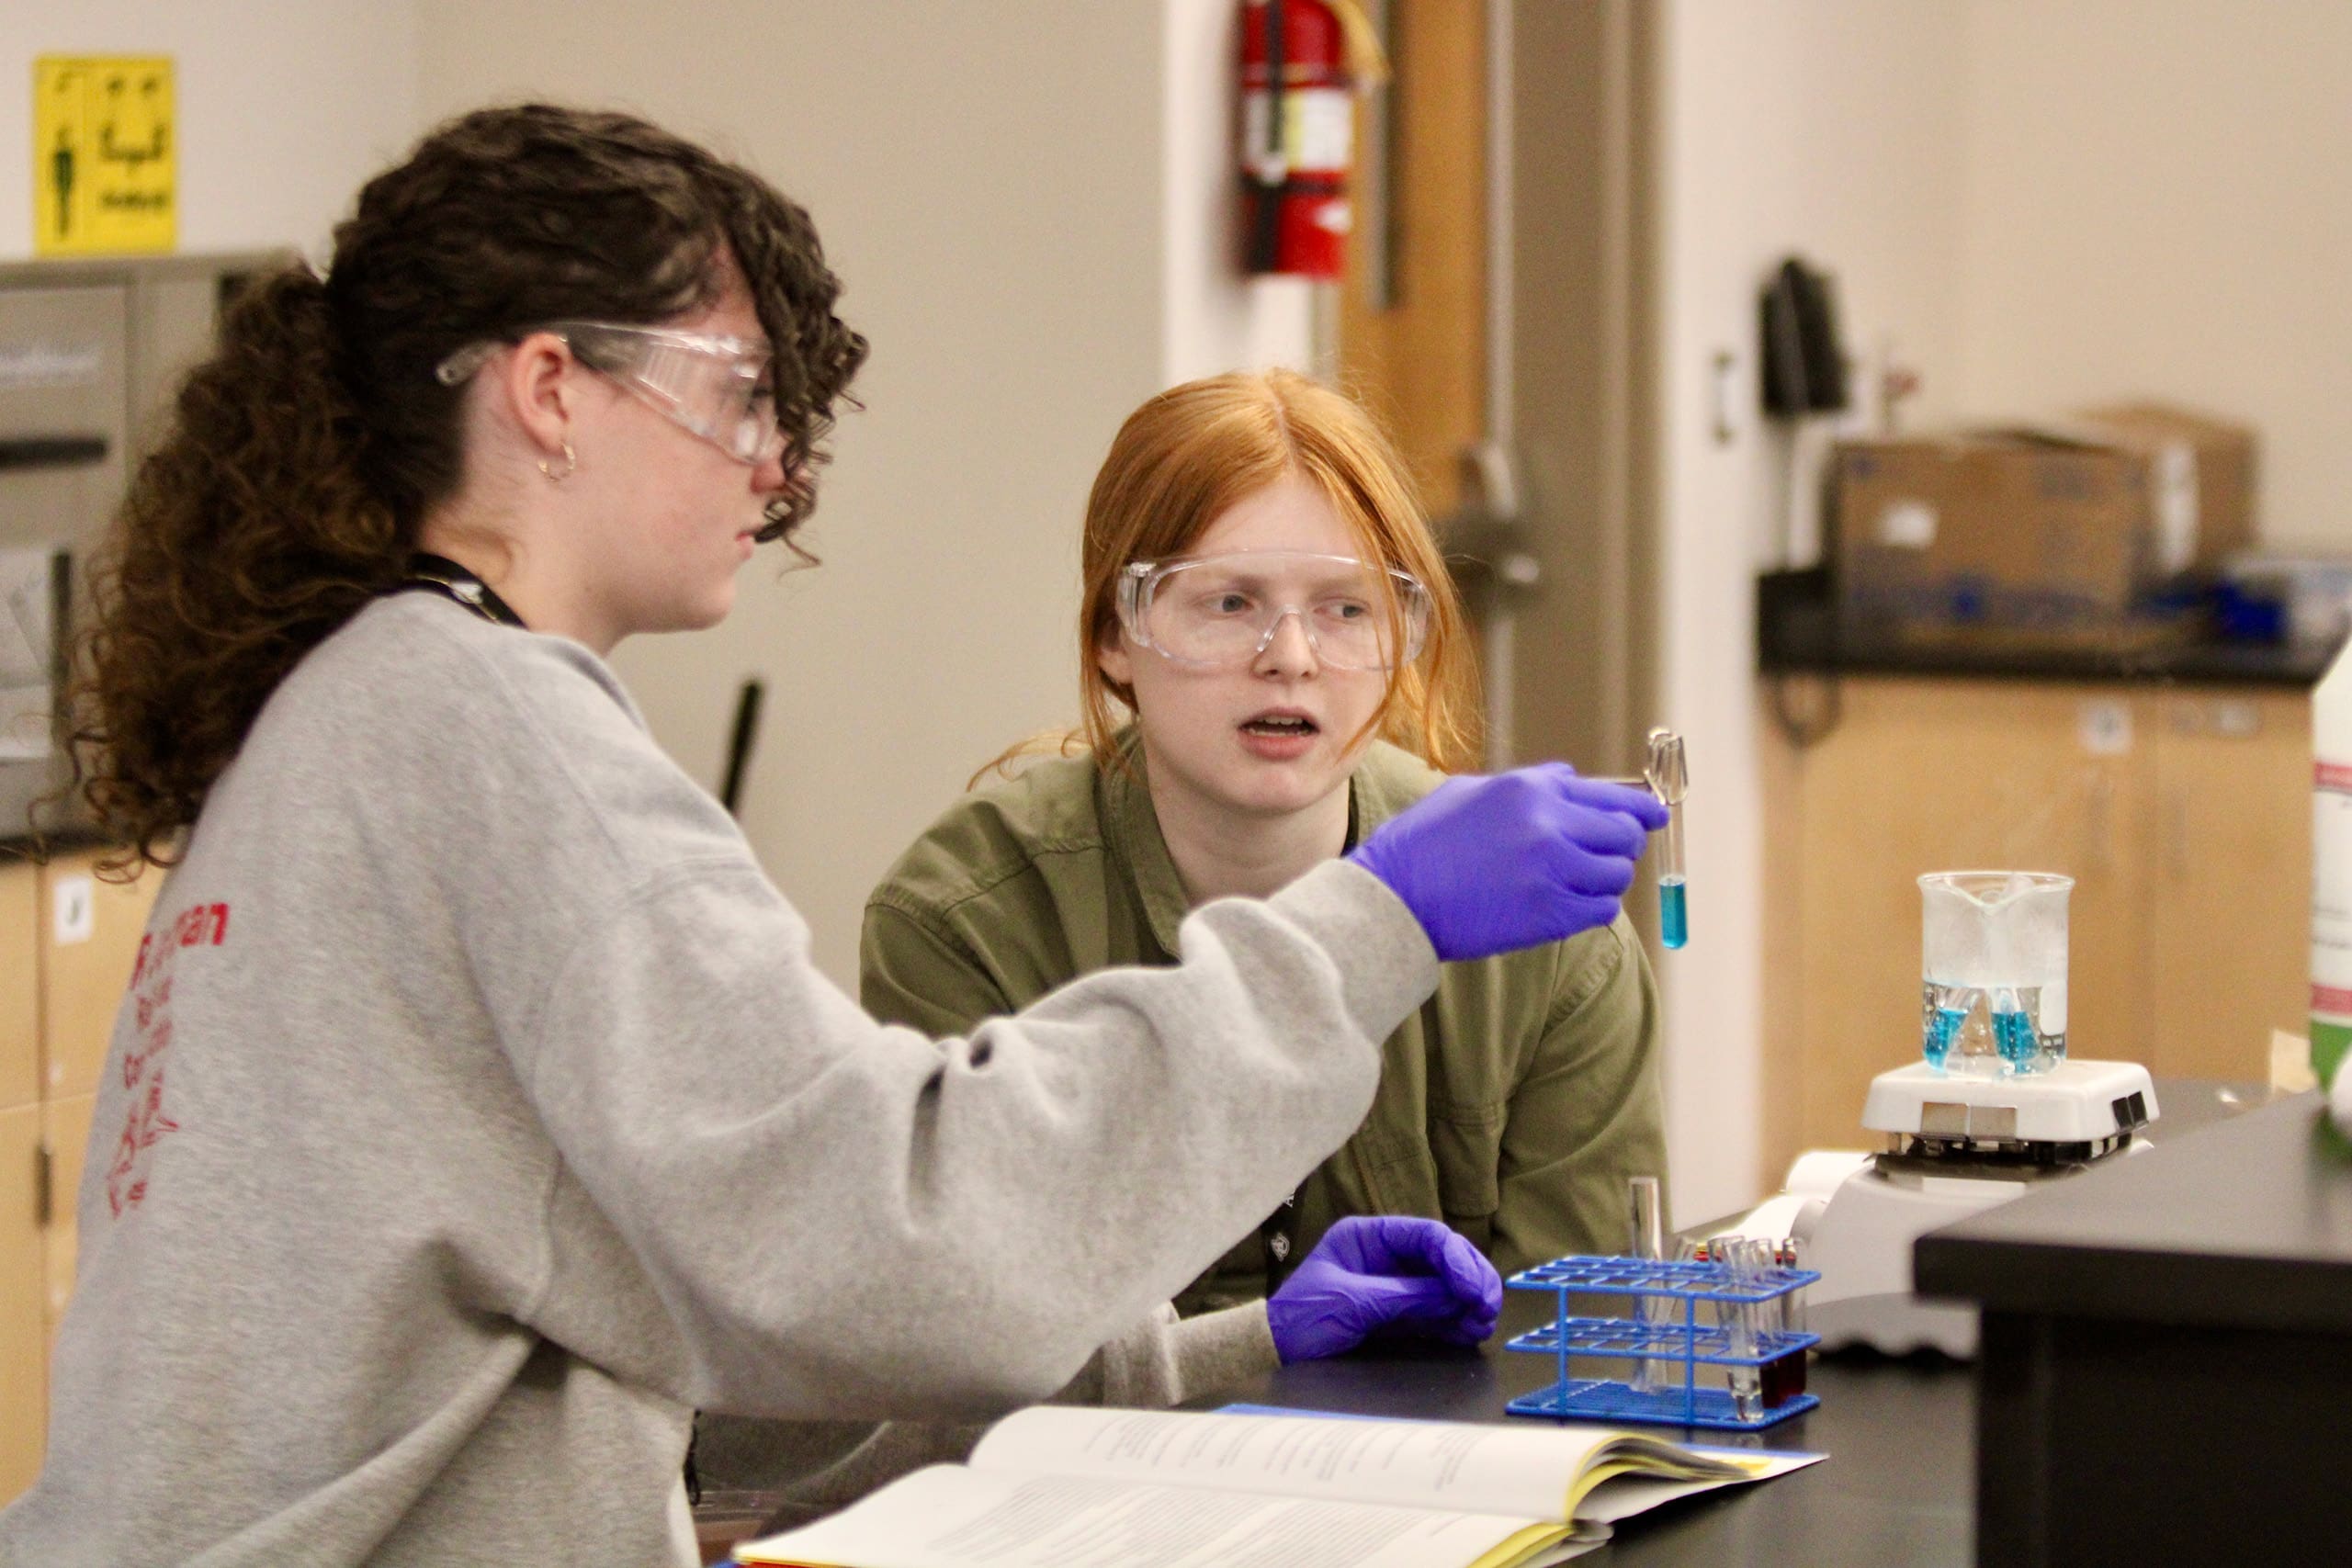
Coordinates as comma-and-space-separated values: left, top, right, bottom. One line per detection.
0, 284, 125, 839
0, 254, 280, 839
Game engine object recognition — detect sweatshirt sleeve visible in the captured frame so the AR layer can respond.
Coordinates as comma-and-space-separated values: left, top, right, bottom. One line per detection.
514, 852, 1430, 1421
691, 900, 1278, 1518
389, 623, 1434, 1423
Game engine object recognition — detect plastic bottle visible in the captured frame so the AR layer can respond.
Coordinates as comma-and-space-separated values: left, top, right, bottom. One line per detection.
2312, 637, 2352, 1089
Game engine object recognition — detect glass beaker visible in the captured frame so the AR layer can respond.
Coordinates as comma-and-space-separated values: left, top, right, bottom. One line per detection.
1918, 871, 2072, 1077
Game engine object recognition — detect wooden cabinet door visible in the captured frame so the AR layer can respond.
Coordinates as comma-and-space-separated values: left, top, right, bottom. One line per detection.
1, 863, 35, 1114
1339, 0, 1486, 521
2146, 689, 2311, 1081
0, 1101, 45, 1506
1791, 679, 2149, 1150
39, 850, 155, 1101
40, 1092, 92, 1355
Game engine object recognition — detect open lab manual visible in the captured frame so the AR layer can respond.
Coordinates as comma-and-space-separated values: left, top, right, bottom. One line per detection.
732, 1404, 1822, 1568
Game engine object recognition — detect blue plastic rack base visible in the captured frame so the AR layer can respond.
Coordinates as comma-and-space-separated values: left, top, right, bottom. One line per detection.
1503, 1253, 1822, 1433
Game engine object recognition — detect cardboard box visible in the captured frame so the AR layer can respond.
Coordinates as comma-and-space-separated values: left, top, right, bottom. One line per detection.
2070, 402, 2256, 574
1831, 406, 2256, 649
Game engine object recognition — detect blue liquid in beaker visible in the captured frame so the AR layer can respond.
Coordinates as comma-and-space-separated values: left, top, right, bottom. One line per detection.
1924, 1007, 1966, 1069
1922, 982, 2064, 1076
1660, 877, 1688, 949
1993, 1009, 2038, 1067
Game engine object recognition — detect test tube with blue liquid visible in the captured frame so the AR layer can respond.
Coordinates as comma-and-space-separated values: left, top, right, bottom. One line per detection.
1645, 729, 1689, 950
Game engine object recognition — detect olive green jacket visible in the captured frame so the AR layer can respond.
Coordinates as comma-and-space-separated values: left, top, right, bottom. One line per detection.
861, 737, 1668, 1311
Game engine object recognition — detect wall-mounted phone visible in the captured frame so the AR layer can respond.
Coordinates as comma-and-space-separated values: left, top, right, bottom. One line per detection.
1759, 255, 1850, 417
1753, 255, 1856, 582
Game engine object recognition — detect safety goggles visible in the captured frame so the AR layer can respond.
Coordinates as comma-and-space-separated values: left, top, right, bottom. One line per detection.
1117, 550, 1430, 671
435, 321, 783, 466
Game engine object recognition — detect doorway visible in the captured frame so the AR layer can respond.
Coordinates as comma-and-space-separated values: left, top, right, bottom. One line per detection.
1337, 0, 1657, 776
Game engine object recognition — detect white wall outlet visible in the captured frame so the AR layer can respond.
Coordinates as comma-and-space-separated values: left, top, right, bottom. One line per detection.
52, 874, 94, 946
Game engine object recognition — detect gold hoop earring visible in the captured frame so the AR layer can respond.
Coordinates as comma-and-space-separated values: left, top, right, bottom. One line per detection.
537, 440, 576, 482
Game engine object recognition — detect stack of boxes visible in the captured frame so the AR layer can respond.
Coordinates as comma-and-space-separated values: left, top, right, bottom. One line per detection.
1830, 404, 2256, 650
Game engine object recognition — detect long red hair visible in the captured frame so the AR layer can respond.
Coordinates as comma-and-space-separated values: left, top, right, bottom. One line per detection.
1061, 369, 1481, 775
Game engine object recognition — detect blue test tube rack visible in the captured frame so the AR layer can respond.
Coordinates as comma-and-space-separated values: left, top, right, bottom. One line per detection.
1502, 1253, 1822, 1432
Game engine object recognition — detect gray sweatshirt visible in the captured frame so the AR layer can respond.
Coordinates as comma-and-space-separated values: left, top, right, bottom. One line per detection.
0, 594, 1437, 1567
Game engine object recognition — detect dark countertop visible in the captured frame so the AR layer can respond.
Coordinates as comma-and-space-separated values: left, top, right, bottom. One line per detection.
1756, 569, 2337, 687
1915, 1090, 2352, 1335
1192, 1292, 1974, 1568
1761, 637, 2335, 687
0, 825, 121, 860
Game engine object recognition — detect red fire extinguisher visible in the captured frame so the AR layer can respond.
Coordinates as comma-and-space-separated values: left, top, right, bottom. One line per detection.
1240, 0, 1385, 279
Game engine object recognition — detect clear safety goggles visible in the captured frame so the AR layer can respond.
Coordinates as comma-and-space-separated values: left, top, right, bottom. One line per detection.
435, 321, 784, 466
1117, 550, 1431, 671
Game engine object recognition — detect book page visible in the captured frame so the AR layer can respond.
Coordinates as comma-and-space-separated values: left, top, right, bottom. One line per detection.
967, 1407, 1659, 1522
1575, 1450, 1826, 1524
736, 1464, 1589, 1568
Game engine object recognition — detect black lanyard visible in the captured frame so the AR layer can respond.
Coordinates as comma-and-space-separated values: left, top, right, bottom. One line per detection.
1261, 1194, 1302, 1292
398, 552, 526, 629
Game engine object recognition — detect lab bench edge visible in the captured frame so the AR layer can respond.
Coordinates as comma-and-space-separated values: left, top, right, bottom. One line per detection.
1914, 1089, 2352, 1336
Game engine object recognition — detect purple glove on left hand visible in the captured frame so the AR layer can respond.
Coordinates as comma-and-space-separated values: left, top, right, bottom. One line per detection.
1346, 764, 1668, 962
1265, 1215, 1504, 1364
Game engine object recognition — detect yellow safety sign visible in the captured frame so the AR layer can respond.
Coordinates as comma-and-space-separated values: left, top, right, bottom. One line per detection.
34, 56, 175, 256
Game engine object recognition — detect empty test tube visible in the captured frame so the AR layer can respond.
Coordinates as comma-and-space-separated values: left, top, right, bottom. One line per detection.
1645, 729, 1689, 949
1626, 1176, 1667, 1397
1724, 1236, 1765, 1423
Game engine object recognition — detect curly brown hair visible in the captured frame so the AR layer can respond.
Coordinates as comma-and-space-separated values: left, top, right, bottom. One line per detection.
67, 104, 867, 870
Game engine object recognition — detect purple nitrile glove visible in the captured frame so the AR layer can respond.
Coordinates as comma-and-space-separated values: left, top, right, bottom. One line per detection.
1265, 1215, 1504, 1365
1348, 764, 1669, 962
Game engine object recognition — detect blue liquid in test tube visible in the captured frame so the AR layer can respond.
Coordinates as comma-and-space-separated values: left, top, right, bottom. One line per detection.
1660, 876, 1688, 949
1645, 729, 1689, 952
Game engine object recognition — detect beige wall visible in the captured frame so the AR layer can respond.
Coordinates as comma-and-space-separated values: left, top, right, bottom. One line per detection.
0, 0, 417, 262
1654, 0, 1971, 1223
1952, 0, 2352, 548
417, 2, 1304, 987
0, 0, 1306, 992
